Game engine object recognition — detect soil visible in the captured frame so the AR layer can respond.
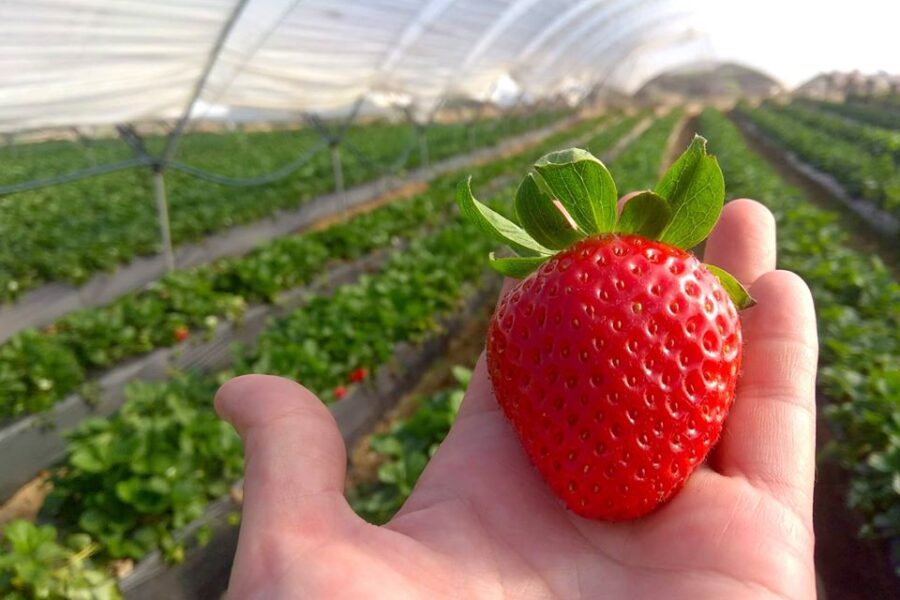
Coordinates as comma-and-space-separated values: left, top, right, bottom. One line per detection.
0, 473, 51, 525
308, 180, 429, 233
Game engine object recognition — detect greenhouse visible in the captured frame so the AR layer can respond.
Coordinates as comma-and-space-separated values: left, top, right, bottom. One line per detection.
0, 0, 898, 598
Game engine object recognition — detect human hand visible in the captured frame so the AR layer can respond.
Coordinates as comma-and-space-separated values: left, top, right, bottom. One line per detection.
215, 198, 817, 599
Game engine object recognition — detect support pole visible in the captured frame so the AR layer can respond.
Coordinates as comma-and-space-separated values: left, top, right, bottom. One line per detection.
417, 125, 430, 174
152, 169, 175, 273
330, 144, 345, 209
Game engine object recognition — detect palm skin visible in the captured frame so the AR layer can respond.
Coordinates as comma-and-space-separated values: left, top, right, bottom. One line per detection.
216, 199, 818, 599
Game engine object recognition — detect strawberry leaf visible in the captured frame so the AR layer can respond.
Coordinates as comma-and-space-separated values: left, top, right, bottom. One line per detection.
615, 191, 672, 239
489, 252, 549, 278
456, 178, 553, 257
533, 148, 617, 235
515, 173, 585, 250
656, 135, 725, 250
705, 264, 756, 310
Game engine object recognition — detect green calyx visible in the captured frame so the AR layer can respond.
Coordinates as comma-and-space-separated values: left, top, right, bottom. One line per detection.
456, 134, 756, 310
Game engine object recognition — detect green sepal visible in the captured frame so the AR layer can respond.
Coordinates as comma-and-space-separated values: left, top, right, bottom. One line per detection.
533, 148, 617, 235
515, 173, 585, 250
489, 252, 549, 278
615, 190, 672, 238
656, 135, 725, 249
705, 264, 756, 310
456, 178, 553, 257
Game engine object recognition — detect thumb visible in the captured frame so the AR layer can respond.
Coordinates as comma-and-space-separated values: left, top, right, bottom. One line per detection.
215, 374, 352, 539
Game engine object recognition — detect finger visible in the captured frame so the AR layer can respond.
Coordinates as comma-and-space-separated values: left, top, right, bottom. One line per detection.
703, 198, 777, 285
215, 374, 351, 535
454, 351, 498, 419
713, 270, 818, 521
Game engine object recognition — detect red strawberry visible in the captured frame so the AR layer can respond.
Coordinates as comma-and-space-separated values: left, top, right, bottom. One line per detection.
349, 367, 369, 383
488, 235, 741, 519
174, 326, 190, 342
333, 385, 348, 400
458, 137, 753, 520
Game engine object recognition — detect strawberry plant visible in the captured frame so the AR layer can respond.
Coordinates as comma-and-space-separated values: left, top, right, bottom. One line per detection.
0, 110, 569, 302
41, 375, 243, 562
803, 98, 900, 132
0, 115, 617, 420
234, 213, 501, 401
738, 102, 900, 216
698, 109, 900, 541
349, 366, 471, 524
607, 110, 684, 191
777, 101, 900, 161
458, 136, 753, 520
32, 115, 626, 565
0, 519, 120, 599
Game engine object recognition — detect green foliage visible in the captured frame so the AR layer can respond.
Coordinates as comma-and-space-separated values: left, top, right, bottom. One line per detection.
608, 110, 683, 191
0, 110, 568, 301
41, 375, 243, 562
738, 102, 900, 217
0, 115, 606, 420
33, 114, 611, 567
349, 367, 471, 524
235, 216, 496, 401
803, 98, 900, 132
0, 520, 120, 599
784, 101, 900, 160
697, 109, 900, 539
655, 135, 725, 249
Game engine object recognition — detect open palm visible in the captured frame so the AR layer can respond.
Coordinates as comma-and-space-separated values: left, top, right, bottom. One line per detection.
216, 199, 818, 599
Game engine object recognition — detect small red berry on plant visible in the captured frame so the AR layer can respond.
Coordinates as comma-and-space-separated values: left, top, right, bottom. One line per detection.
333, 385, 348, 400
458, 137, 754, 521
174, 326, 190, 342
349, 367, 368, 383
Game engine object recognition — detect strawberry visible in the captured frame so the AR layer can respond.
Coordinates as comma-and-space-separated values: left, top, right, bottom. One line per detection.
333, 385, 348, 400
458, 137, 754, 521
173, 326, 190, 342
349, 367, 369, 383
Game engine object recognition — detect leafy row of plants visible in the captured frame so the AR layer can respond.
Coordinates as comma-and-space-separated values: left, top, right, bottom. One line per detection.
607, 109, 683, 191
39, 180, 514, 568
0, 114, 609, 421
349, 366, 471, 524
0, 114, 626, 594
737, 102, 900, 216
0, 519, 120, 599
698, 109, 900, 541
0, 109, 568, 301
801, 98, 900, 132
775, 101, 900, 160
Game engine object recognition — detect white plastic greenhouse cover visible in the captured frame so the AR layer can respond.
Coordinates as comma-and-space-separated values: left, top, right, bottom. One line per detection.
1, 0, 898, 133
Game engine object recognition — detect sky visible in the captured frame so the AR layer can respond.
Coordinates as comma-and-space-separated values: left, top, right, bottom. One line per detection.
682, 0, 900, 87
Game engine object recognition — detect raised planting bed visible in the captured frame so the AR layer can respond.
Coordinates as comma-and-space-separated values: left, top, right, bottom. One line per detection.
0, 113, 622, 428
0, 249, 391, 501
0, 111, 584, 341
735, 103, 900, 223
607, 109, 684, 191
0, 109, 569, 304
732, 113, 899, 244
